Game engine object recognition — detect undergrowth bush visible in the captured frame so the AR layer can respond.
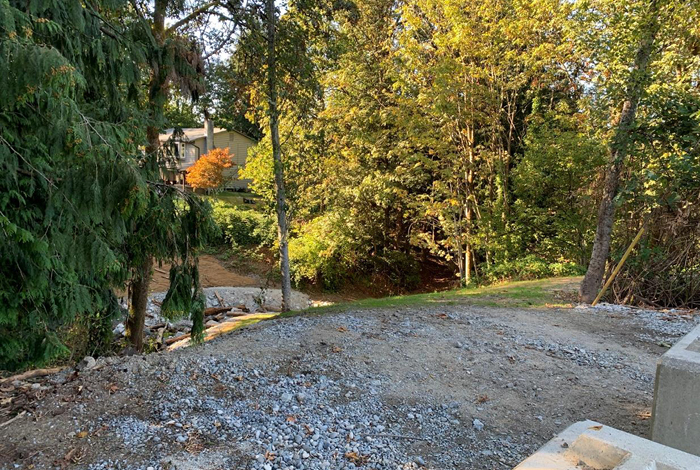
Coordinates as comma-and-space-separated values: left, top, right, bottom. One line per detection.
483, 255, 584, 283
289, 214, 353, 290
288, 213, 421, 291
211, 202, 276, 248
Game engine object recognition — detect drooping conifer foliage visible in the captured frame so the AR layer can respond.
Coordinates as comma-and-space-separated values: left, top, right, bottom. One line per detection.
0, 0, 215, 370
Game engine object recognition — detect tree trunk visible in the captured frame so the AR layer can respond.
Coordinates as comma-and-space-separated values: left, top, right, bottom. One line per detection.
127, 126, 161, 350
125, 0, 168, 349
579, 2, 660, 303
126, 257, 153, 351
465, 244, 472, 284
465, 127, 475, 285
266, 0, 292, 311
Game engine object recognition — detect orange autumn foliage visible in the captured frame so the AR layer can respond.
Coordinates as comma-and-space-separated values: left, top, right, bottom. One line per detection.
186, 147, 235, 190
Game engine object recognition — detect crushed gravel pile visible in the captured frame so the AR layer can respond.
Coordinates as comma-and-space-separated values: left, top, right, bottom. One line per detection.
2, 301, 697, 470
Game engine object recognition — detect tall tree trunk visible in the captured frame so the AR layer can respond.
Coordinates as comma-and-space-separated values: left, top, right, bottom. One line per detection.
266, 0, 292, 311
127, 127, 161, 351
579, 2, 660, 303
465, 125, 475, 285
126, 257, 153, 351
127, 0, 167, 350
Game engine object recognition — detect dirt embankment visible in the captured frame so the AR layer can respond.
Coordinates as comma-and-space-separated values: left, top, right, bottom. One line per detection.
150, 255, 262, 292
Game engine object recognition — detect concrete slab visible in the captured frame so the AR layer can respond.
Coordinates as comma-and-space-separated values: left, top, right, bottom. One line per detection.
651, 323, 700, 456
513, 420, 700, 469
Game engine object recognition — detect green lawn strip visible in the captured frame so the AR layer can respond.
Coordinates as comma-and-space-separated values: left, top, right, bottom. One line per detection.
201, 192, 261, 208
279, 276, 581, 319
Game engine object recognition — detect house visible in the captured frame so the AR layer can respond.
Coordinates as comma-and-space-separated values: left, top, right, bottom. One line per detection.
159, 119, 257, 190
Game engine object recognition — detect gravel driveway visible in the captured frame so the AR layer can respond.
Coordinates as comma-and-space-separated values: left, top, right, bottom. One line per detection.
1, 302, 697, 470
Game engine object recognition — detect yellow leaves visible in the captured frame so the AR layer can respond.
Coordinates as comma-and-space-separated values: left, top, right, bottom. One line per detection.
76, 431, 88, 439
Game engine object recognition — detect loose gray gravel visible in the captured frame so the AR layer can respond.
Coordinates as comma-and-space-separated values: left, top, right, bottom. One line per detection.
2, 301, 698, 470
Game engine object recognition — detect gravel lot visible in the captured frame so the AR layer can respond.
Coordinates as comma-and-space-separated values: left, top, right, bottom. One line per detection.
1, 301, 697, 470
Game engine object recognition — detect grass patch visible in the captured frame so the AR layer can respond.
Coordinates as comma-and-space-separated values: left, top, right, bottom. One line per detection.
281, 276, 582, 318
202, 191, 261, 208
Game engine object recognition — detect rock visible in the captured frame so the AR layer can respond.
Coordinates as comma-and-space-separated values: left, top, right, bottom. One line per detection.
77, 356, 96, 371
473, 418, 484, 431
112, 323, 126, 336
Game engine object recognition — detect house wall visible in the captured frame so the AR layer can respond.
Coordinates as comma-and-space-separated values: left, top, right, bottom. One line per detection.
192, 131, 255, 190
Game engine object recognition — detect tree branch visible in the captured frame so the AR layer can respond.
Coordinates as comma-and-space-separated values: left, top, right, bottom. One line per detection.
166, 0, 222, 34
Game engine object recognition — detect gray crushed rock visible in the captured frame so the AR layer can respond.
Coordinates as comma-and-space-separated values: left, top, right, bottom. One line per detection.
6, 300, 698, 470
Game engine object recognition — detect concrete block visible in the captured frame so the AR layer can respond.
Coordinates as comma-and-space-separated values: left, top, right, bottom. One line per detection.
651, 322, 700, 456
513, 420, 700, 469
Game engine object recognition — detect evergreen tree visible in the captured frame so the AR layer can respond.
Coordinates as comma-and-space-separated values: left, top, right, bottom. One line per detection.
0, 0, 217, 368
0, 0, 147, 369
124, 0, 221, 350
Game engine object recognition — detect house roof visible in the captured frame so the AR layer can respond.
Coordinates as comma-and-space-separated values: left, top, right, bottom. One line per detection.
159, 127, 230, 143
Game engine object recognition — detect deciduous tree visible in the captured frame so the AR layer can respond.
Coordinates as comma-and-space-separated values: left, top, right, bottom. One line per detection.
187, 148, 235, 190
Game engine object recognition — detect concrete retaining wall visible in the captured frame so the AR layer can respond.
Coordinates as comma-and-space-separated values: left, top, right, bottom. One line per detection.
651, 322, 700, 456
514, 420, 700, 469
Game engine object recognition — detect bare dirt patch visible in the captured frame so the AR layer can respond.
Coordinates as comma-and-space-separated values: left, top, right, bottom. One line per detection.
150, 255, 262, 292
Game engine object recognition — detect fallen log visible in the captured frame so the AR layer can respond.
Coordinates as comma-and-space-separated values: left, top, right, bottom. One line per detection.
204, 306, 233, 317
214, 291, 225, 307
226, 311, 248, 318
0, 367, 65, 385
164, 332, 190, 345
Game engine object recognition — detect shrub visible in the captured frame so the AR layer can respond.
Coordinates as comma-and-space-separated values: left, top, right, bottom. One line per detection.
289, 214, 352, 290
186, 148, 234, 191
483, 255, 584, 283
372, 250, 421, 290
210, 202, 277, 248
288, 213, 421, 291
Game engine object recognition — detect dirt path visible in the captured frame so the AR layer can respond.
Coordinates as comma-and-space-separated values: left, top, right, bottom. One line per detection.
150, 255, 262, 292
1, 302, 696, 470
